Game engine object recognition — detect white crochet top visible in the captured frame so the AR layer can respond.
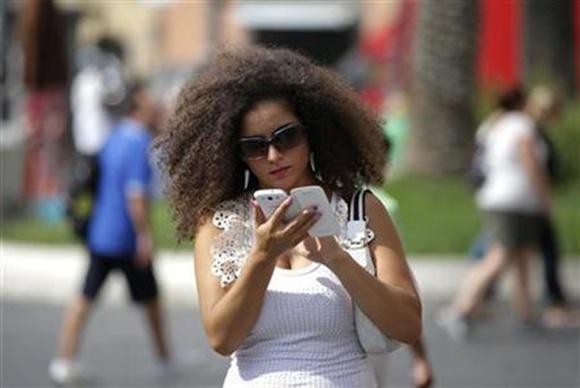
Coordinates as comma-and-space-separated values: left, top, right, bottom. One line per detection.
211, 193, 378, 388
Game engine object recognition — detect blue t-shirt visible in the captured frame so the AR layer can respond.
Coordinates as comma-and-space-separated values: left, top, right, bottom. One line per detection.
87, 119, 152, 257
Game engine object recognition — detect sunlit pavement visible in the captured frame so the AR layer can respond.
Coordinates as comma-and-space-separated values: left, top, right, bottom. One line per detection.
2, 242, 579, 387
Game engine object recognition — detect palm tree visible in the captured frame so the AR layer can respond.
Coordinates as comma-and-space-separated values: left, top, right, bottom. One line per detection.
408, 0, 479, 174
524, 0, 575, 95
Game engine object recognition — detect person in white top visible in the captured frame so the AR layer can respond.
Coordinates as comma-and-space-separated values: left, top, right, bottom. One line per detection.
71, 37, 126, 156
441, 88, 551, 340
155, 46, 422, 387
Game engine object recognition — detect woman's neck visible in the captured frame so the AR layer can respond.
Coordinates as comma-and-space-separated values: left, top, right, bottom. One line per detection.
293, 172, 320, 189
257, 172, 327, 194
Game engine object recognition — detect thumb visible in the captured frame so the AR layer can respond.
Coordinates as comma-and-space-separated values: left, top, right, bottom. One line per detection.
252, 200, 266, 226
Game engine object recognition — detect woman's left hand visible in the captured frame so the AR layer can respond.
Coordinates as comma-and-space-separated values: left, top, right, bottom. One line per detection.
294, 236, 348, 265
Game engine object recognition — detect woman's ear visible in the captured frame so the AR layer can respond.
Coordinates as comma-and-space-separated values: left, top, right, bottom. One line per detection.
243, 169, 251, 190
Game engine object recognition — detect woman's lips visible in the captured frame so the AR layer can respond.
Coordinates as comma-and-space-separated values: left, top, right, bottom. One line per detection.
269, 166, 291, 178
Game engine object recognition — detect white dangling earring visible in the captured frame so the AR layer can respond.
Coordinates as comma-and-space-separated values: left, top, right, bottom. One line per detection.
243, 169, 250, 190
309, 152, 316, 173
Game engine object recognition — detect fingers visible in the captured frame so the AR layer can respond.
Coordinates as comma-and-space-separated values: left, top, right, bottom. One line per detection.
268, 196, 293, 226
289, 233, 310, 248
281, 207, 317, 233
303, 236, 318, 250
284, 209, 321, 246
252, 200, 266, 226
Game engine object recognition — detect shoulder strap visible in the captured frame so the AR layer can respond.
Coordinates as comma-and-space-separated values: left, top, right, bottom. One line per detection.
349, 188, 371, 221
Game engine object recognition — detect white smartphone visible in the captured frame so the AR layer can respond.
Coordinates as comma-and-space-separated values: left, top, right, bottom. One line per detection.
253, 189, 300, 221
290, 185, 340, 237
254, 186, 340, 237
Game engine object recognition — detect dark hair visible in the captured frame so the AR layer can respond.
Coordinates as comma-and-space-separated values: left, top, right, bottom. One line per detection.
498, 87, 526, 111
96, 36, 125, 61
155, 45, 387, 239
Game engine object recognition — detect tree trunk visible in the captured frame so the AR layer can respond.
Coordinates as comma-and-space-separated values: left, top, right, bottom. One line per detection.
408, 1, 479, 174
524, 0, 575, 96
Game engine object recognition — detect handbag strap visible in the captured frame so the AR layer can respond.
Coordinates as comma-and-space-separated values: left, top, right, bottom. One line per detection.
349, 188, 371, 222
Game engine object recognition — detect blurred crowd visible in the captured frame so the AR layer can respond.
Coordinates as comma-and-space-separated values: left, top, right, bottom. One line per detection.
438, 85, 579, 343
3, 0, 578, 387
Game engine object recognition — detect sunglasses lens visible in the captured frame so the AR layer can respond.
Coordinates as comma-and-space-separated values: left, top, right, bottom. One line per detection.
272, 125, 304, 152
239, 139, 268, 159
239, 124, 305, 159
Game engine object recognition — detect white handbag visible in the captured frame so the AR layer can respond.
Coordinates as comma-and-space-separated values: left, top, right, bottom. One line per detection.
345, 189, 401, 355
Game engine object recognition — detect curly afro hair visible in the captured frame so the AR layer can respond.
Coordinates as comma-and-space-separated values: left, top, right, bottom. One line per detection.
155, 45, 387, 239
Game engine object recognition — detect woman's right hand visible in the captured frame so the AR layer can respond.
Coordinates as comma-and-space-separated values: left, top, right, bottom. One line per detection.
251, 197, 320, 261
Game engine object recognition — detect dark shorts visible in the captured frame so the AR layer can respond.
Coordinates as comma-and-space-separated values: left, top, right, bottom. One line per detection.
81, 252, 158, 303
483, 211, 543, 251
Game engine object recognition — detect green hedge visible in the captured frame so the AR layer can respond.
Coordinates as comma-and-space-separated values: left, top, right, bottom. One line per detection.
551, 99, 580, 182
384, 176, 579, 256
2, 177, 578, 256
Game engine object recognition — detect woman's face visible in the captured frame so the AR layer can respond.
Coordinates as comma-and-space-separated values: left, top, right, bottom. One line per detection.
239, 99, 316, 191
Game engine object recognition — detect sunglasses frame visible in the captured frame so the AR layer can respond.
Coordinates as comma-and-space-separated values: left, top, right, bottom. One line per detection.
238, 122, 306, 160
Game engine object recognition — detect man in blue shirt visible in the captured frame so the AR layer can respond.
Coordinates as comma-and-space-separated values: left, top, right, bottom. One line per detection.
50, 82, 172, 384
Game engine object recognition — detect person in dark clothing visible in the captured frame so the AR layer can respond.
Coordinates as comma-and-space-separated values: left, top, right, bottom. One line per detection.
527, 86, 579, 328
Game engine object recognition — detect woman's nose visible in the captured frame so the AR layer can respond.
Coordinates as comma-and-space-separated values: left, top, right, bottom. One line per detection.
267, 144, 283, 162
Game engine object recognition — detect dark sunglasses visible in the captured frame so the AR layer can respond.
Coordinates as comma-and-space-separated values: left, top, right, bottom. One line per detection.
238, 122, 306, 160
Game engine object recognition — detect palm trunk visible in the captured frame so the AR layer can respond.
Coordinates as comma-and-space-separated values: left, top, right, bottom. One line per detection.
524, 0, 575, 95
408, 1, 479, 174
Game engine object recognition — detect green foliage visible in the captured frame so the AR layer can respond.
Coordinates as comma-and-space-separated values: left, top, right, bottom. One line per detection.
0, 219, 75, 245
551, 99, 580, 182
151, 201, 192, 250
0, 202, 192, 251
384, 176, 579, 256
384, 176, 481, 254
1, 180, 578, 256
551, 181, 580, 255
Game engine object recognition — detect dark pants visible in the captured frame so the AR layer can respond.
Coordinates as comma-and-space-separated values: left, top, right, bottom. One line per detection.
539, 217, 566, 305
469, 216, 567, 306
81, 251, 159, 303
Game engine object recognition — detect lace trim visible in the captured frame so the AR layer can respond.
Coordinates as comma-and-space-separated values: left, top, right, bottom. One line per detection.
211, 198, 253, 287
210, 193, 374, 287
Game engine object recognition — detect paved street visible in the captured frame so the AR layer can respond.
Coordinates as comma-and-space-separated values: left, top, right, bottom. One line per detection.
2, 242, 580, 387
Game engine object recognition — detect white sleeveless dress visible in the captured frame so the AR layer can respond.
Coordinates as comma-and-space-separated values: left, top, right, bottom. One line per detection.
211, 194, 378, 388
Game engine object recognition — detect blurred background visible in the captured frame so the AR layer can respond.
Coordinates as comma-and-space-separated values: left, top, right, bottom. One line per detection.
1, 1, 579, 387
1, 0, 579, 254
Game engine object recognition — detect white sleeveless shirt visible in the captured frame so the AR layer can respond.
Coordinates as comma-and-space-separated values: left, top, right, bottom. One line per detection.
476, 112, 547, 214
211, 194, 377, 388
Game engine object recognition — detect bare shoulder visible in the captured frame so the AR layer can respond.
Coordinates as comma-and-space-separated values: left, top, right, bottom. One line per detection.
195, 216, 222, 245
194, 216, 222, 267
363, 190, 414, 288
364, 191, 398, 240
365, 192, 389, 216
194, 215, 229, 312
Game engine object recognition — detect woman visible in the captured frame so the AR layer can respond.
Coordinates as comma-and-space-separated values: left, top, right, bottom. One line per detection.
155, 46, 421, 387
441, 88, 550, 339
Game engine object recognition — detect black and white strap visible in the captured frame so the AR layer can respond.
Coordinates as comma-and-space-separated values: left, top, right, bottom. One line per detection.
349, 188, 371, 222
345, 188, 373, 249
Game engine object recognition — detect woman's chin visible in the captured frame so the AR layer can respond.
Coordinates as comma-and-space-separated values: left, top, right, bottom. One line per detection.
258, 177, 295, 191
258, 171, 315, 191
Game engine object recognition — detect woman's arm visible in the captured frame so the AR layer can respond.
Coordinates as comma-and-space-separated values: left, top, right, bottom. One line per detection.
518, 133, 551, 213
194, 199, 320, 355
322, 194, 422, 344
194, 222, 277, 356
